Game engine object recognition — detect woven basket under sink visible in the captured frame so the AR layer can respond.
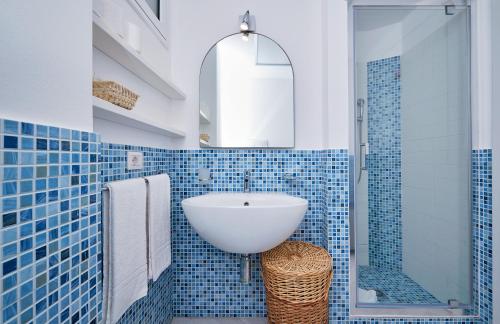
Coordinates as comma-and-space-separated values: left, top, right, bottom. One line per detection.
261, 241, 333, 323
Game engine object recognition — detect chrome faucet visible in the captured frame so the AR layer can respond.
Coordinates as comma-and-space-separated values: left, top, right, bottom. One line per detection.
244, 170, 251, 192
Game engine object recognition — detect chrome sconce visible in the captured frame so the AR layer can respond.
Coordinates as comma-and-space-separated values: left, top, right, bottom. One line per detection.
239, 10, 255, 41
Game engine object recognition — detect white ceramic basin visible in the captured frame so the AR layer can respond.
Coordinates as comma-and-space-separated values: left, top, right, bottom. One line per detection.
181, 193, 308, 254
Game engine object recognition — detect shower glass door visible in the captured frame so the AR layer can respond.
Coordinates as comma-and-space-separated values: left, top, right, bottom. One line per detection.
353, 3, 472, 308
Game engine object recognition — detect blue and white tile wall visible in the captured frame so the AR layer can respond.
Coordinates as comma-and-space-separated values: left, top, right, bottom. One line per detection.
0, 119, 494, 323
170, 149, 326, 317
0, 119, 101, 324
321, 150, 350, 322
100, 143, 174, 324
472, 149, 493, 323
367, 56, 402, 270
344, 150, 493, 323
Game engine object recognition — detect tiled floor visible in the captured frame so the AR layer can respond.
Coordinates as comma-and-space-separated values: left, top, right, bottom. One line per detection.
172, 319, 267, 324
358, 265, 441, 304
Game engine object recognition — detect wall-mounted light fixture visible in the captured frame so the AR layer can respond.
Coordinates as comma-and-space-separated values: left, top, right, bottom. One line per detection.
239, 10, 255, 42
239, 10, 255, 33
240, 10, 250, 32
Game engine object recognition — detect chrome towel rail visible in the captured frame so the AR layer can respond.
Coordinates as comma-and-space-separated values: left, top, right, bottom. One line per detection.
102, 171, 164, 191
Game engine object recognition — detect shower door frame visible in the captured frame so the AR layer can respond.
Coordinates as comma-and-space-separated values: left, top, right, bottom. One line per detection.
348, 0, 477, 318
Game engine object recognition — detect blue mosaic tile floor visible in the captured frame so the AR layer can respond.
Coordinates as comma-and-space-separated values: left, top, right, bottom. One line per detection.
358, 265, 440, 305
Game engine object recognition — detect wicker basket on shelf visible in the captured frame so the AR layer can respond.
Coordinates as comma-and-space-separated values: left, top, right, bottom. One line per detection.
93, 80, 139, 110
261, 241, 333, 324
199, 133, 210, 142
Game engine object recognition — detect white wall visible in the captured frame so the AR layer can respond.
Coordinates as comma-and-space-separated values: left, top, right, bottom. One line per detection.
93, 0, 172, 82
471, 0, 492, 149
0, 0, 93, 131
93, 48, 178, 148
169, 0, 336, 149
92, 0, 351, 150
0, 0, 179, 149
492, 0, 500, 320
354, 9, 405, 64
0, 0, 349, 149
92, 0, 182, 148
325, 0, 350, 149
0, 0, 350, 150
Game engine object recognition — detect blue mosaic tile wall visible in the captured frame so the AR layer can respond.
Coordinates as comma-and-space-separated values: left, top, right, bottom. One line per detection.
0, 118, 493, 324
100, 143, 174, 324
0, 119, 101, 324
170, 149, 327, 317
99, 147, 492, 323
367, 56, 402, 270
321, 150, 350, 322
472, 149, 493, 323
344, 150, 493, 323
168, 148, 493, 323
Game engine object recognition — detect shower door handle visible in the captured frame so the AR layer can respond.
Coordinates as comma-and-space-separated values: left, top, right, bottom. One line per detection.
360, 143, 368, 171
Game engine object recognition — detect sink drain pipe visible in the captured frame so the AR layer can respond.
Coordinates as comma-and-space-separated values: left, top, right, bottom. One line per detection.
240, 254, 251, 283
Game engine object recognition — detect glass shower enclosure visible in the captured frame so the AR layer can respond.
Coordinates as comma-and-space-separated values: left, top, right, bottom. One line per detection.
352, 2, 472, 308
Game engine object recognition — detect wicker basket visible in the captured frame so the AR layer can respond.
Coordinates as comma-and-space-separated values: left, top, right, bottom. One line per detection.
261, 241, 333, 324
93, 80, 139, 110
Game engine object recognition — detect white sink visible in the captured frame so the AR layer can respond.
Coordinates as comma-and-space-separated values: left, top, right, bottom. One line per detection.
181, 193, 308, 254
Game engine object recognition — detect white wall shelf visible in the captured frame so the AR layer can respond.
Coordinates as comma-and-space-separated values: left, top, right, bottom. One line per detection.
199, 139, 212, 147
93, 96, 185, 138
92, 17, 186, 100
199, 111, 210, 124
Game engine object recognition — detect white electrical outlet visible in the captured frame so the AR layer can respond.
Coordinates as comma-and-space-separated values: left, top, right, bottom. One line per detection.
127, 152, 144, 170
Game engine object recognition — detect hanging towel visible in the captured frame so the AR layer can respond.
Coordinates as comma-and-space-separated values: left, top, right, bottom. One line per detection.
145, 174, 172, 281
103, 179, 148, 324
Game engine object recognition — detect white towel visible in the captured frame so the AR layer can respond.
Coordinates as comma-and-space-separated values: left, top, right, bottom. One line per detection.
103, 179, 148, 324
358, 288, 378, 303
145, 174, 172, 281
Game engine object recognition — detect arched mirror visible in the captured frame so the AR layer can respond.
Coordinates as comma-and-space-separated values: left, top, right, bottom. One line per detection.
199, 33, 294, 148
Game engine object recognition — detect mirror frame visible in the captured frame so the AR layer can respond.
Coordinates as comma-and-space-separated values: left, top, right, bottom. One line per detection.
199, 32, 296, 149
